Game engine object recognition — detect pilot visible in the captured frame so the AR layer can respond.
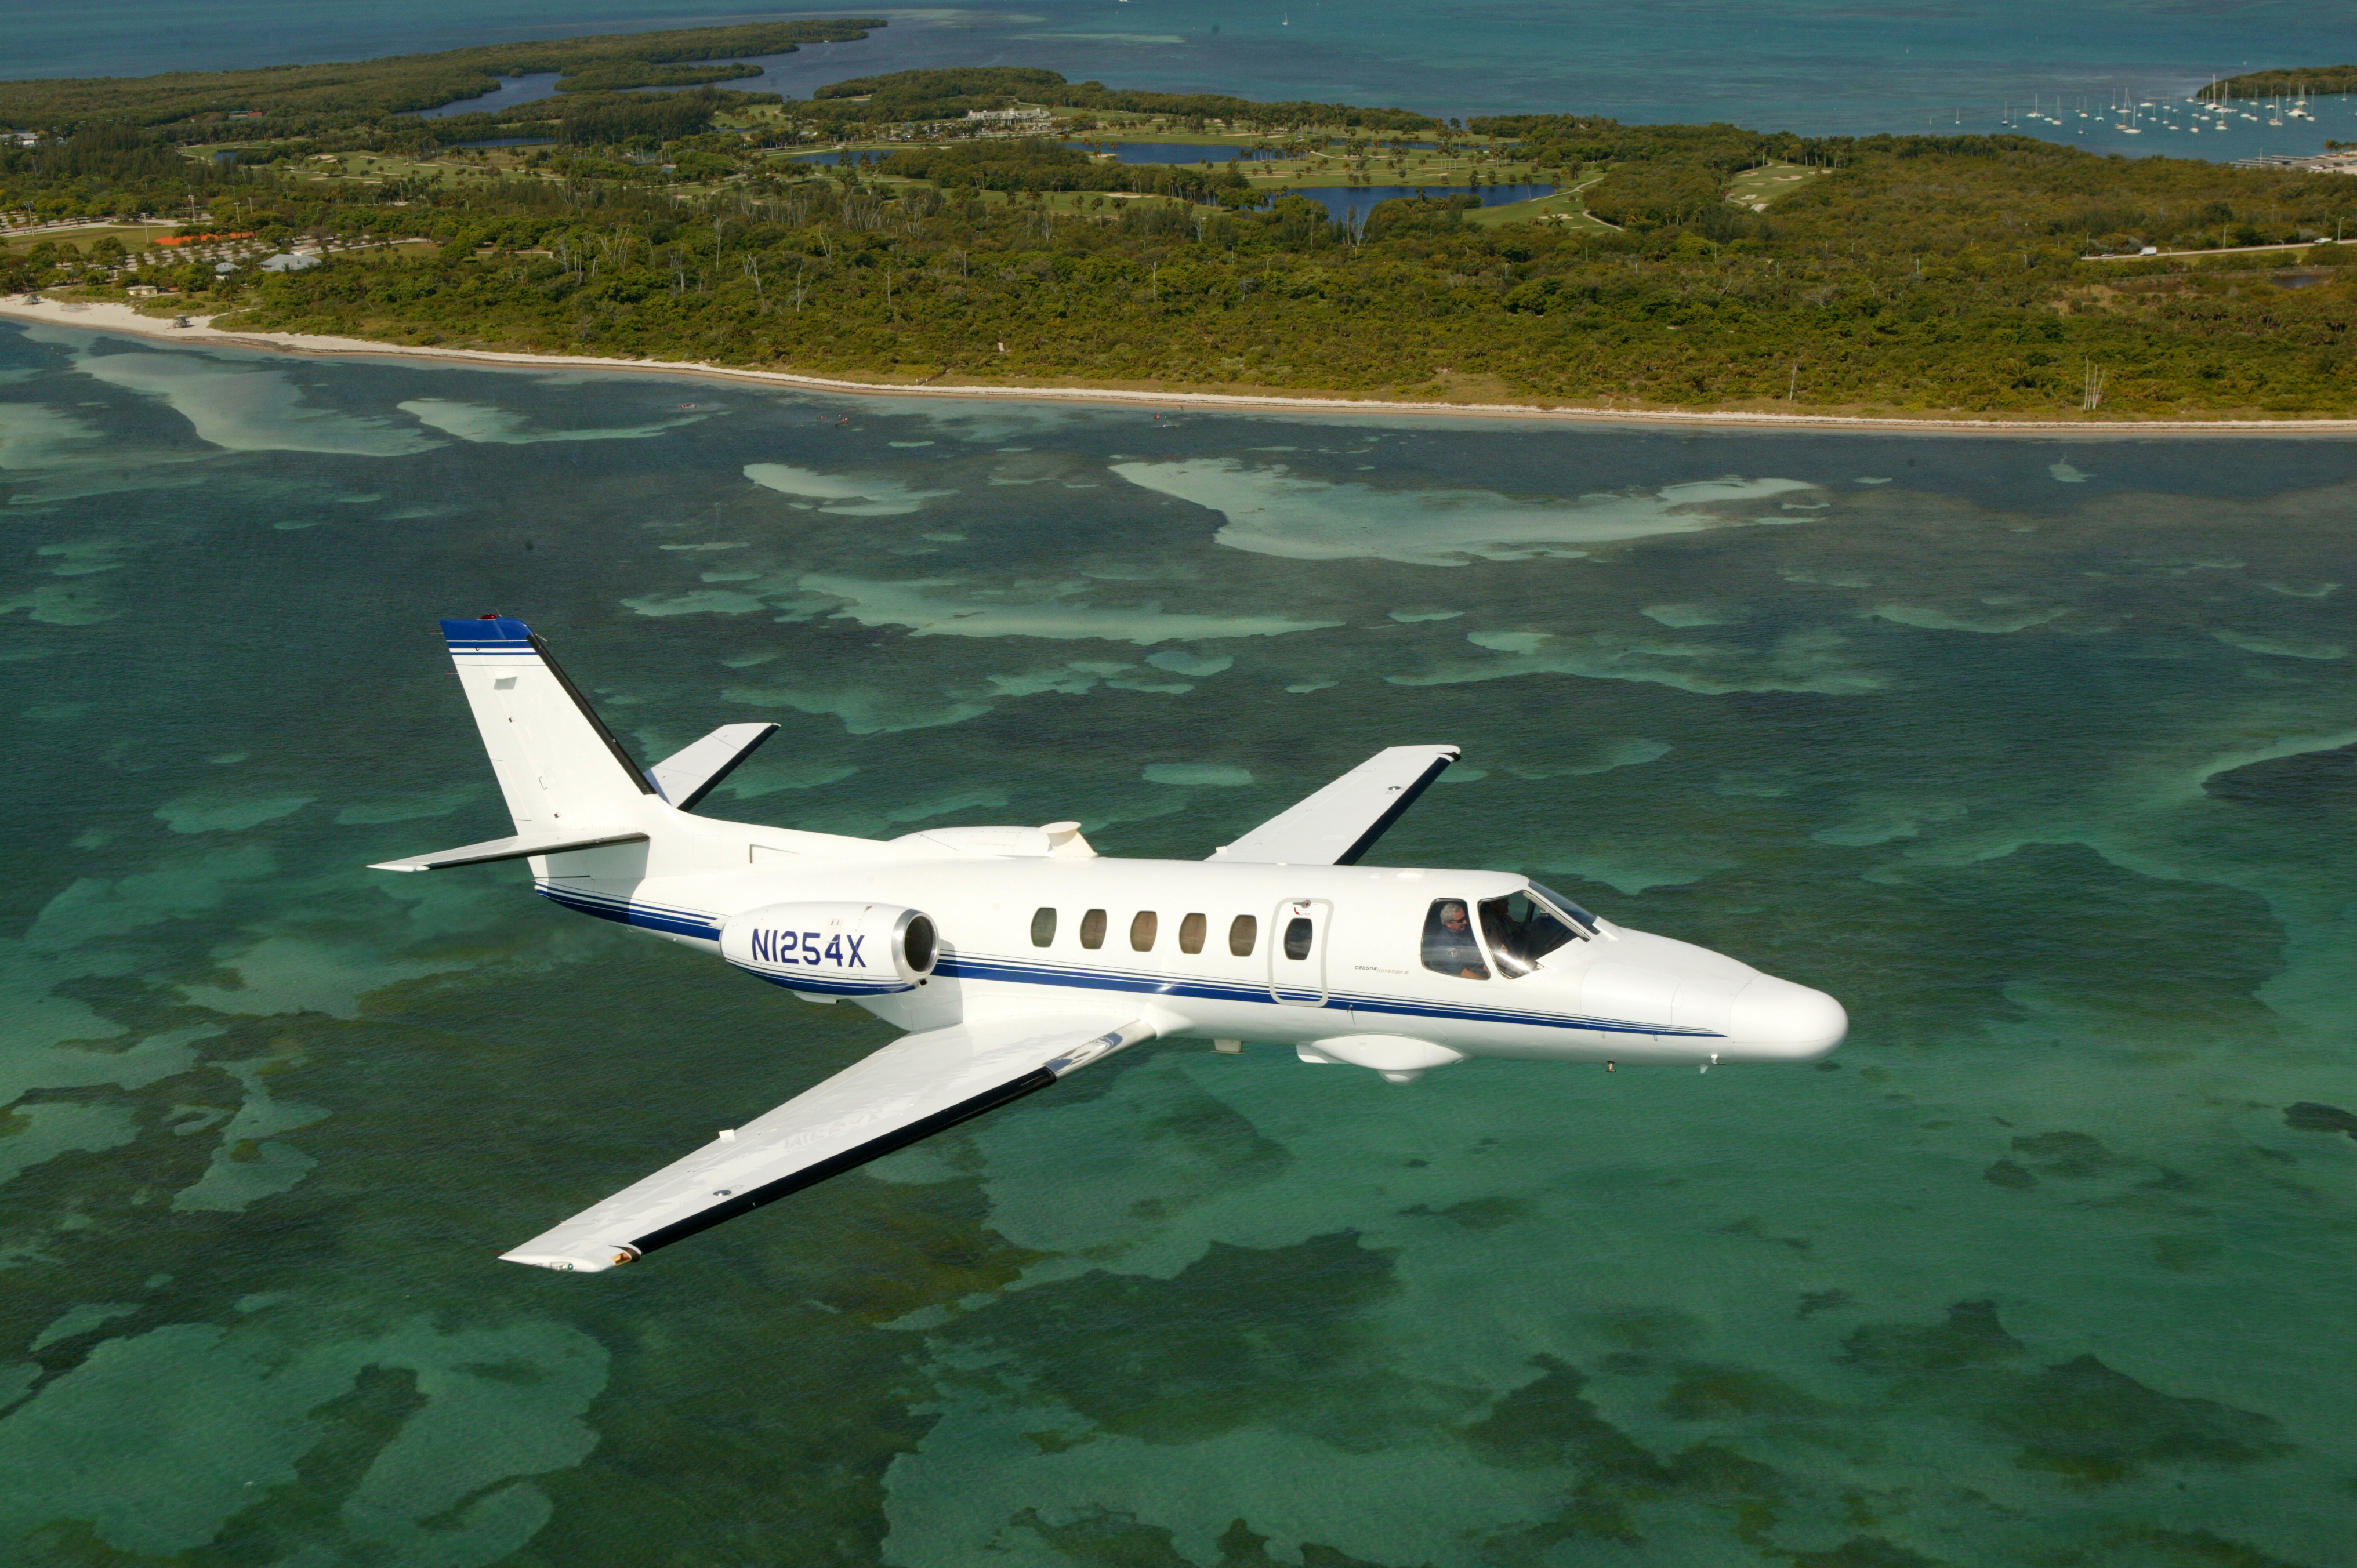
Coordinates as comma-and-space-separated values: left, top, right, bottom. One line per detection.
1424, 901, 1489, 979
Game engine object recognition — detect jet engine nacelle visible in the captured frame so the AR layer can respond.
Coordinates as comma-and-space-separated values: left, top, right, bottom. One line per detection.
720, 901, 938, 996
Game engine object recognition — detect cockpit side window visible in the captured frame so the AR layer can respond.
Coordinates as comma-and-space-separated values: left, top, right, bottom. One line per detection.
1421, 899, 1490, 980
1478, 888, 1587, 978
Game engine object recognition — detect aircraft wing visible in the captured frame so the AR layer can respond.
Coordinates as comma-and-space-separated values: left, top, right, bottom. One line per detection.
1210, 745, 1460, 866
499, 1014, 1156, 1272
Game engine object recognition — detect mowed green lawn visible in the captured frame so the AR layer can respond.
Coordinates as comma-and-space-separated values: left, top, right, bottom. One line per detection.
1723, 161, 1827, 210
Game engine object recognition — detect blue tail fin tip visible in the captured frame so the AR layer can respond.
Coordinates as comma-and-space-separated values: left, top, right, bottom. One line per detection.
442, 615, 534, 648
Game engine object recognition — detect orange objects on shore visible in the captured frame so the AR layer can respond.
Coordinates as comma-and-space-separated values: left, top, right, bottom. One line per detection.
157, 231, 255, 246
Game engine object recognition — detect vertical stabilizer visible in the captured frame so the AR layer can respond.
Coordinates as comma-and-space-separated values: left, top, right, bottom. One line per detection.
441, 617, 654, 832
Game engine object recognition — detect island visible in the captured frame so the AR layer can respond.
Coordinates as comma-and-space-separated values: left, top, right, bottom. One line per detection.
5, 34, 2356, 421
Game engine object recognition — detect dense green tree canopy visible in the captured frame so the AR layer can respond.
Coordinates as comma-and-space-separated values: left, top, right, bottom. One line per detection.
798, 67, 1438, 133
875, 140, 1254, 203
2203, 64, 2357, 99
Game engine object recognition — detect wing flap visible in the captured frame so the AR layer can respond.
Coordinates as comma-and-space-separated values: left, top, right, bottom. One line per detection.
1210, 745, 1459, 866
650, 723, 779, 811
499, 1014, 1154, 1272
369, 827, 647, 873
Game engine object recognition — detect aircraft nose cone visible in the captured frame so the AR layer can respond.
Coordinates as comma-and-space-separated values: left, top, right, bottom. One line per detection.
1728, 974, 1847, 1057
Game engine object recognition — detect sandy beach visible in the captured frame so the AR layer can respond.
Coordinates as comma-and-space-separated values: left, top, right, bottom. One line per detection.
9, 293, 2356, 438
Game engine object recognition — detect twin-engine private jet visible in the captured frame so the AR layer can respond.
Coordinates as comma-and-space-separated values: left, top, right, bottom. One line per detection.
376, 618, 1847, 1272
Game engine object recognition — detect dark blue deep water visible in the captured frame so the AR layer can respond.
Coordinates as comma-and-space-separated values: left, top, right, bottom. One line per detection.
1290, 183, 1560, 220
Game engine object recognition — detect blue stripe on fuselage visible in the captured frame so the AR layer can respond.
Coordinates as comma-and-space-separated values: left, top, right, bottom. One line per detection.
530, 891, 1716, 1039
537, 884, 722, 942
935, 954, 1708, 1037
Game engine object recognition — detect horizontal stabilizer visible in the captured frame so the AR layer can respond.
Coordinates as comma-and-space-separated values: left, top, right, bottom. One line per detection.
500, 1014, 1154, 1272
1212, 745, 1460, 866
369, 827, 647, 873
650, 723, 779, 811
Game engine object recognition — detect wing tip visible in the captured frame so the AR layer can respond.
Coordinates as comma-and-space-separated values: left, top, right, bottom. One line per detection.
498, 1242, 639, 1274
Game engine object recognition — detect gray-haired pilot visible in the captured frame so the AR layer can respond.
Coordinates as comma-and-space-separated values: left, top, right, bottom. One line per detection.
1423, 899, 1489, 979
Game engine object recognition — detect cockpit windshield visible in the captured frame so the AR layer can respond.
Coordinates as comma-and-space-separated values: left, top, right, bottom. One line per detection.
1477, 885, 1595, 977
1530, 883, 1600, 936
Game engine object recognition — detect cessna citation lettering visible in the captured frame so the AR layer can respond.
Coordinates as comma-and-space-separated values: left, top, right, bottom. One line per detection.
378, 618, 1848, 1272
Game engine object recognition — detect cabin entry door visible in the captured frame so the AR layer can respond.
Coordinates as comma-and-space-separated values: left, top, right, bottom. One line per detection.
1268, 898, 1332, 1007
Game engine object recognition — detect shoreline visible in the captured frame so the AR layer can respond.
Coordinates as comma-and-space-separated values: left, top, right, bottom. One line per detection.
9, 296, 2357, 439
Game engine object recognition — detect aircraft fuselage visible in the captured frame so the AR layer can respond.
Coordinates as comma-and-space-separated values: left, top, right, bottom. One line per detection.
531, 820, 1844, 1073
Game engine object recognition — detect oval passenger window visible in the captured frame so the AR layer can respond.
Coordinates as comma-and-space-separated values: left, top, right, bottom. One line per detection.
1178, 913, 1206, 954
1029, 906, 1057, 948
1080, 908, 1107, 950
1283, 916, 1313, 960
1228, 914, 1257, 956
1130, 910, 1159, 952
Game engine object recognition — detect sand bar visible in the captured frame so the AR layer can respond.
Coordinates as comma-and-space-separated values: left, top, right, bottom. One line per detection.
8, 295, 2357, 439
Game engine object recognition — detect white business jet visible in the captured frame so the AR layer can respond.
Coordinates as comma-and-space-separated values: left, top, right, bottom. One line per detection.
376, 618, 1846, 1272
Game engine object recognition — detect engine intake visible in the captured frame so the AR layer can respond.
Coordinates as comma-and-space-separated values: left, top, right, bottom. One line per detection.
720, 902, 938, 996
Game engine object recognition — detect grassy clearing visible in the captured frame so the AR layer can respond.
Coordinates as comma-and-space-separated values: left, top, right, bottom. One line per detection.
1465, 173, 1613, 231
1723, 161, 1828, 211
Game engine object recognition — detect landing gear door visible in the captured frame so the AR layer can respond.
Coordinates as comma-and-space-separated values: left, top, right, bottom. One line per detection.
1269, 898, 1332, 1007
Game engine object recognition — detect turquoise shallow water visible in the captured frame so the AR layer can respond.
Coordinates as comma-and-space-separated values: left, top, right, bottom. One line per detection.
3, 321, 2356, 1566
